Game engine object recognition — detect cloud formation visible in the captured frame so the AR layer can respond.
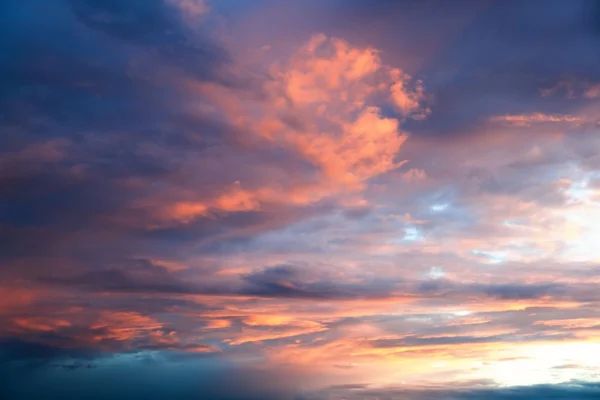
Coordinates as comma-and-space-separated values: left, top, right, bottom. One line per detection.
2, 0, 600, 399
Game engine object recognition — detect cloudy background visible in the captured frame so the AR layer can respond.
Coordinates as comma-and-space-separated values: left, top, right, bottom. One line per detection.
2, 0, 600, 398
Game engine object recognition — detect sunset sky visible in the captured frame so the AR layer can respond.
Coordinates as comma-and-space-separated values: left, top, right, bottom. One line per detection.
2, 1, 600, 399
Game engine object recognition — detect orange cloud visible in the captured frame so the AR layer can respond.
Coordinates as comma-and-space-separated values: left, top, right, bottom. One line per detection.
12, 317, 71, 332
204, 319, 232, 329
289, 107, 407, 186
152, 34, 429, 224
90, 312, 163, 342
244, 315, 294, 326
262, 35, 425, 187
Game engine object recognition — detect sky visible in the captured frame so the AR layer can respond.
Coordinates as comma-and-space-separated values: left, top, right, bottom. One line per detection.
2, 0, 600, 399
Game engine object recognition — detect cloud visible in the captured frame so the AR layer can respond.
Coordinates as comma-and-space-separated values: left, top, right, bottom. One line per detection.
168, 0, 209, 19
241, 264, 367, 299
262, 34, 426, 186
540, 78, 600, 100
489, 113, 585, 127
67, 0, 224, 78
0, 344, 307, 400
302, 382, 600, 400
584, 84, 600, 99
3, 0, 600, 397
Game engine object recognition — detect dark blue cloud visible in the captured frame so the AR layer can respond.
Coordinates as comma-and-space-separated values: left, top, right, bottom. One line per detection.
0, 0, 228, 231
67, 0, 226, 80
327, 0, 600, 138
0, 345, 300, 400
410, 0, 600, 137
0, 0, 293, 272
